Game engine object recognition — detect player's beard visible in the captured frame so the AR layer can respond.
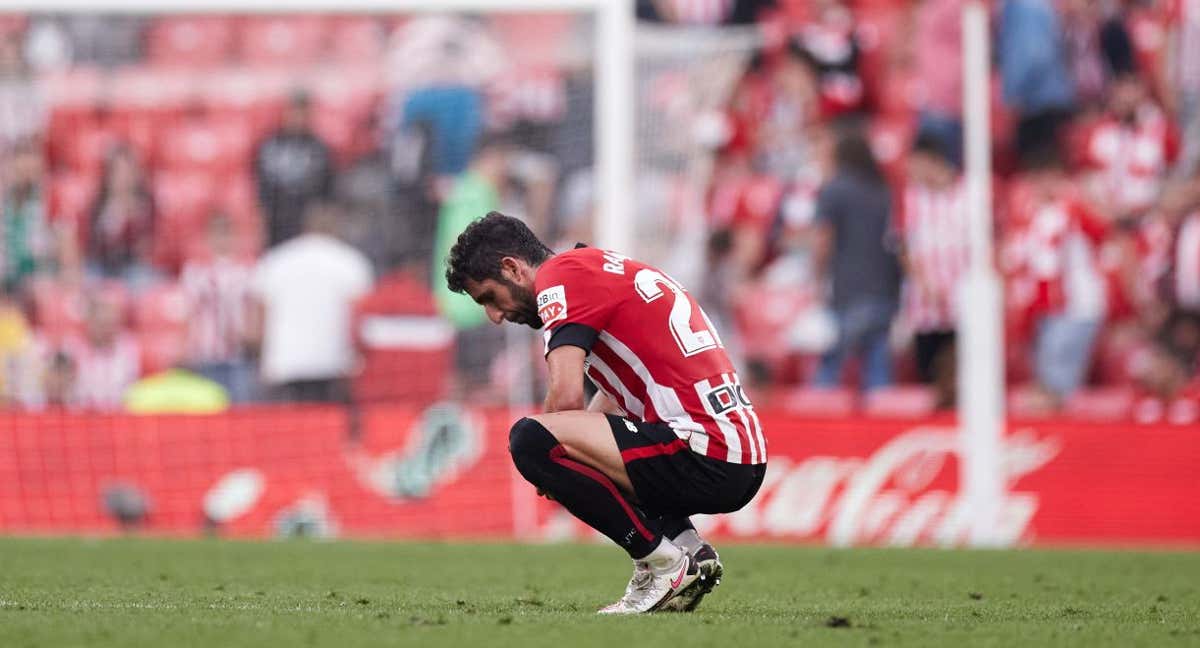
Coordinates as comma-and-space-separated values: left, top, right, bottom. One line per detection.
500, 277, 544, 329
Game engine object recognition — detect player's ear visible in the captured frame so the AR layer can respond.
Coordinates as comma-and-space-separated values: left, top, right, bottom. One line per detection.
498, 256, 522, 282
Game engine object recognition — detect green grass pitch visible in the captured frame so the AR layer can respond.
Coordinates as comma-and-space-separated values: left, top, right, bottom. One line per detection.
0, 538, 1197, 647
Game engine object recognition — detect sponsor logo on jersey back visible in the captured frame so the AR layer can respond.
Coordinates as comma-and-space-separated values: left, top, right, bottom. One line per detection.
537, 285, 568, 326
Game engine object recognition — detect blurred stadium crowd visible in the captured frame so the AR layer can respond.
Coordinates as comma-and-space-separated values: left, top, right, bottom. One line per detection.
0, 1, 1196, 423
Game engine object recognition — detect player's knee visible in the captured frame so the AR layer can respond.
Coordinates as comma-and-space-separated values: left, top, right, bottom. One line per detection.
508, 417, 559, 473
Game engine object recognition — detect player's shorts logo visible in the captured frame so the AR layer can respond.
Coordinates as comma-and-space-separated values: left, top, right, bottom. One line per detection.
537, 285, 568, 326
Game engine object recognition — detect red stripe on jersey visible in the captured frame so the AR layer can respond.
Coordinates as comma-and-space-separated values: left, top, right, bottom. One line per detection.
592, 341, 661, 422
585, 365, 629, 417
620, 438, 688, 463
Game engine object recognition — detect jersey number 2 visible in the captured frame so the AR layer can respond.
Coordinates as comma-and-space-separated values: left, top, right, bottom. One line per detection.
633, 269, 721, 357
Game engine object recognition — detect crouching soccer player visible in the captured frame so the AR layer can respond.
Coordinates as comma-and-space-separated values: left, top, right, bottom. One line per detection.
445, 213, 767, 614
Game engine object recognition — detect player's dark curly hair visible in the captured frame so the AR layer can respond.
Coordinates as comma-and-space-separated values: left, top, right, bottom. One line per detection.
445, 212, 554, 293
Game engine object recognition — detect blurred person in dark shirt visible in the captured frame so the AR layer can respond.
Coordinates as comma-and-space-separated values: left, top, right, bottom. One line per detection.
85, 144, 157, 288
254, 90, 334, 248
811, 125, 902, 391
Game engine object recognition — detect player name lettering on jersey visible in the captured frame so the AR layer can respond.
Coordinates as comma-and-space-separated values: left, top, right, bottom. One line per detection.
537, 285, 568, 326
602, 251, 629, 275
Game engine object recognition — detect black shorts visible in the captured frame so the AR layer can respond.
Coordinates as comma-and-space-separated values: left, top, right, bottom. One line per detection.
605, 414, 766, 518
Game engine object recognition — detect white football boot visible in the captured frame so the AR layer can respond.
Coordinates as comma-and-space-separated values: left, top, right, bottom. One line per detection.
659, 542, 722, 612
597, 553, 700, 614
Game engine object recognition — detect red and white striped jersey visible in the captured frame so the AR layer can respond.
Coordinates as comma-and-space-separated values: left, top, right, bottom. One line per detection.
534, 247, 766, 465
60, 333, 141, 411
897, 179, 969, 332
180, 257, 253, 364
1078, 106, 1178, 216
999, 191, 1110, 332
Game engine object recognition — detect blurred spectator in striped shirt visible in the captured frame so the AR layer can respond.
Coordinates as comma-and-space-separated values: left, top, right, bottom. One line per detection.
897, 132, 968, 409
1001, 146, 1108, 408
180, 211, 255, 403
59, 293, 141, 411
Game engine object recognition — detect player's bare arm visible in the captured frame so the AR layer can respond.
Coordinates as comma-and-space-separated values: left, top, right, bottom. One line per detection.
543, 345, 586, 412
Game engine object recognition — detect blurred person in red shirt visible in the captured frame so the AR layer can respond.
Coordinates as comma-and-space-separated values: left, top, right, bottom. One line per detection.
84, 144, 158, 289
180, 210, 256, 403
1076, 74, 1179, 223
1001, 146, 1109, 408
897, 132, 968, 409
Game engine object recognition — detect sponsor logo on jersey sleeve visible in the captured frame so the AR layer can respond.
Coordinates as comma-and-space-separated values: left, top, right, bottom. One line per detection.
537, 285, 568, 326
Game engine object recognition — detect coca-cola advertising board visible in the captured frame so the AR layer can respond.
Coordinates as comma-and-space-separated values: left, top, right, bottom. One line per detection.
0, 407, 1196, 546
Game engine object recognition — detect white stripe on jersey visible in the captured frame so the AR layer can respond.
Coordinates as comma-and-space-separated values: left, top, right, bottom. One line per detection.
588, 353, 646, 420
724, 371, 767, 462
694, 376, 743, 463
596, 331, 707, 456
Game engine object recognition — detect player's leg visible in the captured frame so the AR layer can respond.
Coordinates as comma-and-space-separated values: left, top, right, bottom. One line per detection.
507, 414, 698, 613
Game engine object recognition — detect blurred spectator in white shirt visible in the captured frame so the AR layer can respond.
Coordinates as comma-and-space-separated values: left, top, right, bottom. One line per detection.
249, 202, 373, 403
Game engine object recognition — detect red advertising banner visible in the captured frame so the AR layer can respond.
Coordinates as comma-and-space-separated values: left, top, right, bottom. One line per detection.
0, 407, 1197, 546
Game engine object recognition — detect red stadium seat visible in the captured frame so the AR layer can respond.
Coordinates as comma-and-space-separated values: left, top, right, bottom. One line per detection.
238, 16, 328, 66
199, 69, 288, 135
59, 127, 123, 176
863, 385, 938, 418
147, 16, 236, 68
48, 172, 98, 230
153, 170, 217, 225
157, 118, 254, 175
780, 387, 856, 417
29, 279, 87, 340
134, 282, 190, 374
30, 280, 129, 341
133, 283, 189, 332
139, 331, 188, 374
327, 16, 386, 62
352, 272, 453, 405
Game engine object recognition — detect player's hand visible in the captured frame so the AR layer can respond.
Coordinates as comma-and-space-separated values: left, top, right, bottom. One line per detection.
536, 488, 556, 501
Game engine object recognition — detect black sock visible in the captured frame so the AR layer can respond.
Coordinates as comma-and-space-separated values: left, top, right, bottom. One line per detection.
509, 417, 661, 559
654, 516, 695, 541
